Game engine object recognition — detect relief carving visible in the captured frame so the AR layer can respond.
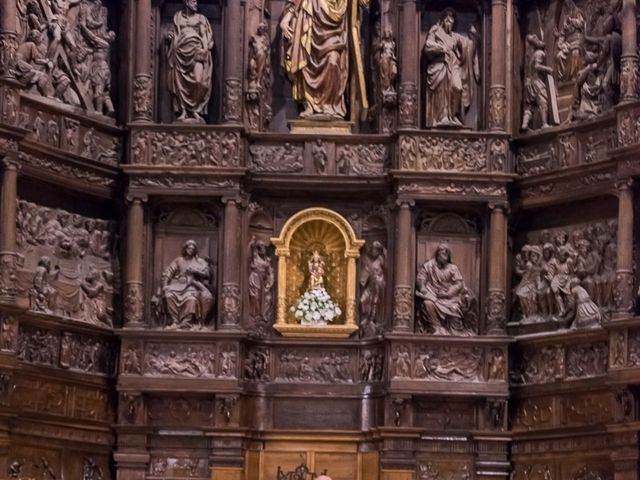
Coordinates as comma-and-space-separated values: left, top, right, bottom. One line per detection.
311, 139, 327, 174
417, 136, 486, 172
244, 347, 270, 381
166, 0, 213, 122
277, 349, 353, 383
336, 143, 388, 176
359, 349, 383, 382
512, 222, 617, 327
59, 332, 113, 374
15, 0, 116, 114
82, 458, 104, 480
151, 240, 215, 329
374, 27, 397, 133
565, 342, 607, 379
249, 143, 304, 172
391, 344, 411, 379
122, 344, 142, 374
415, 243, 478, 336
414, 345, 482, 382
133, 74, 152, 119
16, 200, 116, 326
0, 315, 18, 352
522, 34, 559, 131
513, 345, 563, 385
423, 8, 479, 128
398, 82, 418, 127
17, 327, 59, 366
145, 343, 215, 377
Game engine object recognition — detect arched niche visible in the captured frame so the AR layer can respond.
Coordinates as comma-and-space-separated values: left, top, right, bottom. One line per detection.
271, 208, 364, 338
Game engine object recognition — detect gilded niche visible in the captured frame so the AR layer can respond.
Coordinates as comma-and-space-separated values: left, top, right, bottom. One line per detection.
271, 208, 364, 337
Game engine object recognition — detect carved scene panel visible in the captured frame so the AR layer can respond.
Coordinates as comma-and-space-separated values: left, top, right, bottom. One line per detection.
15, 199, 118, 327
150, 206, 220, 329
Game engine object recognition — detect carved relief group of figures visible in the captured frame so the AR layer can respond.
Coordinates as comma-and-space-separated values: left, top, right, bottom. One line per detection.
14, 0, 116, 114
522, 0, 624, 131
513, 220, 618, 328
16, 200, 116, 326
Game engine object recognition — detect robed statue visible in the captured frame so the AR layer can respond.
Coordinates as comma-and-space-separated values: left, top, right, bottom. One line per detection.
167, 0, 214, 122
423, 8, 480, 128
280, 0, 369, 119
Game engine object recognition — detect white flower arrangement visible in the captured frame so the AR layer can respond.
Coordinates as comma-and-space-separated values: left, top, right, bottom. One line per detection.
289, 287, 342, 325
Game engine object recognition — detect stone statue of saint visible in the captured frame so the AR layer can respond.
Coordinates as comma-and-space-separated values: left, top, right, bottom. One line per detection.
423, 8, 479, 128
280, 0, 369, 119
359, 241, 386, 336
167, 0, 214, 122
415, 243, 476, 335
522, 34, 555, 131
152, 240, 214, 329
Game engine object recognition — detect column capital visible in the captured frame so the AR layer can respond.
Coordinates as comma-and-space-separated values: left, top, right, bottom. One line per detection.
395, 198, 415, 209
616, 178, 635, 192
1, 154, 19, 171
126, 193, 148, 205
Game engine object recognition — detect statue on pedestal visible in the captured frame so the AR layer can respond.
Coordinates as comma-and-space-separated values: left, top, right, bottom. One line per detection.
167, 0, 214, 122
423, 8, 479, 128
415, 243, 477, 335
280, 0, 369, 119
152, 240, 214, 329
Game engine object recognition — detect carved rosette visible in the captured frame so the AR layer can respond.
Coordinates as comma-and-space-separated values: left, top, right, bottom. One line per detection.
133, 74, 153, 120
0, 32, 17, 78
221, 283, 241, 326
124, 283, 144, 325
398, 82, 418, 128
392, 285, 412, 330
620, 56, 639, 102
223, 78, 242, 123
614, 271, 635, 313
485, 289, 506, 333
488, 86, 506, 131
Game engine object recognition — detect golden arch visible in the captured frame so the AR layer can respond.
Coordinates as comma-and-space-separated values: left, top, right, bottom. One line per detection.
271, 207, 364, 338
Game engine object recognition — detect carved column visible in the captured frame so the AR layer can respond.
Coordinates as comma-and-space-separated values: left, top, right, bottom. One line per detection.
220, 197, 242, 329
0, 0, 17, 78
489, 0, 508, 131
222, 0, 243, 123
615, 180, 635, 314
0, 156, 21, 301
621, 0, 639, 101
398, 0, 418, 129
393, 200, 414, 331
132, 0, 153, 120
124, 196, 146, 326
486, 204, 507, 334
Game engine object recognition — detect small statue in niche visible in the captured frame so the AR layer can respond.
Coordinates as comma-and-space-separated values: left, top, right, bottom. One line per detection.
423, 8, 480, 128
280, 0, 369, 119
359, 240, 386, 336
246, 21, 273, 130
378, 28, 398, 106
290, 250, 342, 325
166, 0, 214, 122
30, 256, 60, 313
248, 237, 275, 328
152, 240, 214, 329
415, 243, 477, 335
521, 34, 557, 131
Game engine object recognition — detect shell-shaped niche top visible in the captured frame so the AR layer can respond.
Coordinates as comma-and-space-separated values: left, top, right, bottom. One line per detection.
271, 208, 364, 338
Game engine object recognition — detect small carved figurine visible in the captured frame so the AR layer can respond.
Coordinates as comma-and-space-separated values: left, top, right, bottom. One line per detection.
30, 256, 59, 313
166, 0, 214, 122
248, 237, 274, 325
522, 34, 557, 131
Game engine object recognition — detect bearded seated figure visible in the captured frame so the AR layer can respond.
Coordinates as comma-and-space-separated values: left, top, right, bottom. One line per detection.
415, 244, 477, 335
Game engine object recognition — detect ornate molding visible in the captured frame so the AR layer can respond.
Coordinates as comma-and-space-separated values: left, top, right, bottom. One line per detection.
485, 289, 506, 333
223, 78, 242, 123
133, 74, 153, 120
398, 82, 418, 128
220, 283, 241, 327
392, 285, 413, 329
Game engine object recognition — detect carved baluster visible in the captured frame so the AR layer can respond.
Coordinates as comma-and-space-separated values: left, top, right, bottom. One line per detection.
0, 0, 17, 78
222, 0, 243, 123
615, 180, 635, 315
132, 0, 153, 120
392, 200, 414, 331
621, 0, 639, 102
398, 0, 418, 128
489, 0, 507, 131
124, 196, 146, 326
486, 204, 507, 334
0, 156, 21, 302
220, 197, 242, 329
